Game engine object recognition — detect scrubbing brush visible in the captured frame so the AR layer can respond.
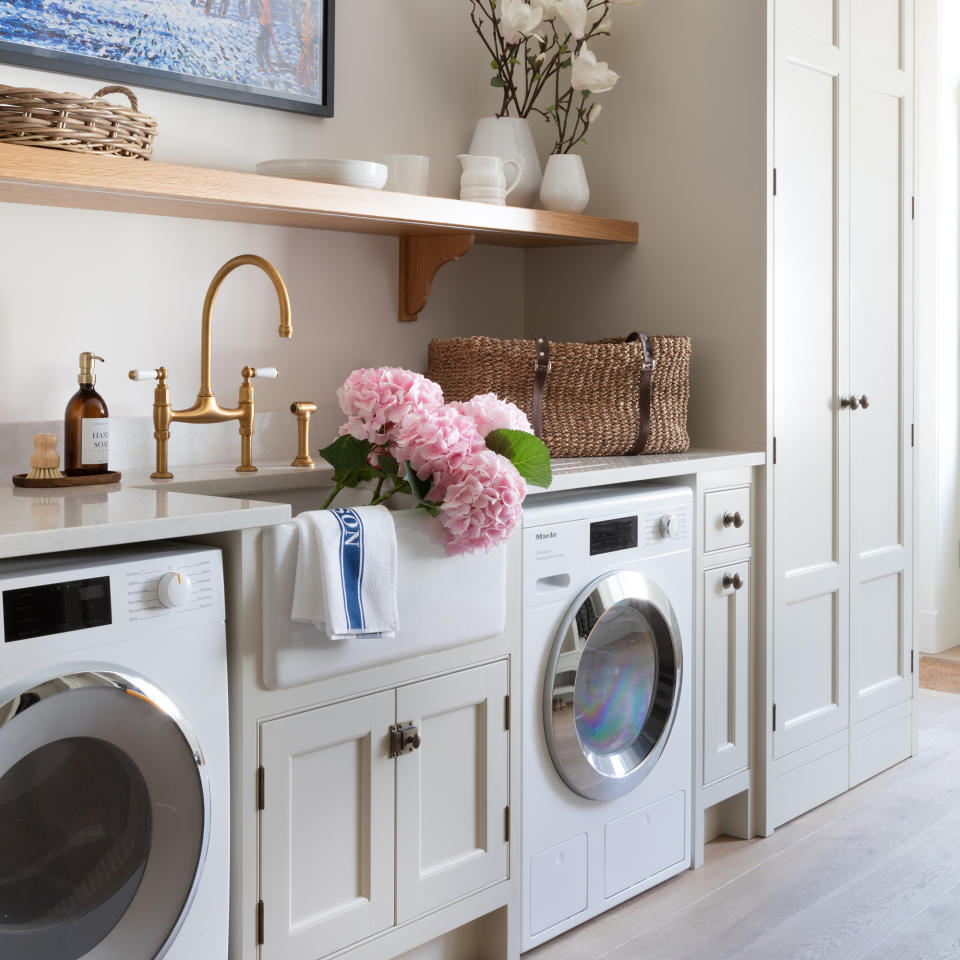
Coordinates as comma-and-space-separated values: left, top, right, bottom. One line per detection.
26, 434, 65, 480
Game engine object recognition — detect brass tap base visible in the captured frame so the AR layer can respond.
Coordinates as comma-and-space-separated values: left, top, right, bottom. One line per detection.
236, 465, 258, 473
151, 471, 174, 480
291, 455, 315, 468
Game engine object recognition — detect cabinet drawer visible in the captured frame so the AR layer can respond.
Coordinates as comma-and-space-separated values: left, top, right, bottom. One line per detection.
704, 487, 751, 554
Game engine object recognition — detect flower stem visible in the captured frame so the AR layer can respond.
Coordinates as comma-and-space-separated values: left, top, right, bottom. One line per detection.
320, 482, 346, 511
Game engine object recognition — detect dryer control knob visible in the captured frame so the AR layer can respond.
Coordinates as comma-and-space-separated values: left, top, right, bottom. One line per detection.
659, 514, 680, 539
158, 572, 192, 608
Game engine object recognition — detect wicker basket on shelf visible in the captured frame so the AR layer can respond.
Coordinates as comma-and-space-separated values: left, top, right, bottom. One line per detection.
0, 85, 158, 160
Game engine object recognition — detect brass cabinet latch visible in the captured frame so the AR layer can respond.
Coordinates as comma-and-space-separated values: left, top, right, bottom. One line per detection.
389, 721, 421, 758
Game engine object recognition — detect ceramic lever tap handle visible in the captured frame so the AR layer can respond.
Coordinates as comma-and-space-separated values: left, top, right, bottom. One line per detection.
290, 401, 317, 468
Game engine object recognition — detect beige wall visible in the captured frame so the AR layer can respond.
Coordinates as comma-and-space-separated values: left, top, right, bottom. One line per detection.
0, 0, 521, 434
524, 0, 767, 450
0, 1, 768, 464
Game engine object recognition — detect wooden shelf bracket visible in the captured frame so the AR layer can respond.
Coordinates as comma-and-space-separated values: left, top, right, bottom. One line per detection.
399, 233, 475, 322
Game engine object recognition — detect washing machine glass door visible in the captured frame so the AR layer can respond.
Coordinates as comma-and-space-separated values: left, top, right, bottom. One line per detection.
545, 570, 683, 801
0, 671, 209, 960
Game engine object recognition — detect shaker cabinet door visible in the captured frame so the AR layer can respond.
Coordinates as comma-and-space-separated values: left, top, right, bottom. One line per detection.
703, 562, 751, 786
772, 0, 852, 760
848, 0, 914, 728
396, 661, 510, 923
259, 691, 396, 960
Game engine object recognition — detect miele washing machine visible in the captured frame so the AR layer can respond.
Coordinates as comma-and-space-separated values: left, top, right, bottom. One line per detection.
0, 543, 229, 959
521, 484, 693, 951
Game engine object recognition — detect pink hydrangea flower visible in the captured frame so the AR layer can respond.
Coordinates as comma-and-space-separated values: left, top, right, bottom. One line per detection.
392, 405, 486, 482
450, 393, 533, 437
436, 449, 527, 555
337, 367, 444, 444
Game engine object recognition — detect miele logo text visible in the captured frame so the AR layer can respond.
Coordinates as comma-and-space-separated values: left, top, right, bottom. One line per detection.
535, 532, 558, 541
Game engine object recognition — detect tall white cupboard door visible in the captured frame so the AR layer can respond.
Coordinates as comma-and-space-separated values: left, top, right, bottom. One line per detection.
848, 0, 914, 725
772, 0, 851, 759
396, 661, 509, 923
703, 562, 751, 785
260, 691, 396, 960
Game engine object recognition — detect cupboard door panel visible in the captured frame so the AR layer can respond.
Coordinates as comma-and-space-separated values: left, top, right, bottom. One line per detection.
260, 692, 396, 960
849, 0, 913, 725
396, 661, 509, 923
773, 3, 850, 760
703, 562, 751, 785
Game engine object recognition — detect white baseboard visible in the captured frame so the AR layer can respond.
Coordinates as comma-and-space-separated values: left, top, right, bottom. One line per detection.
919, 608, 943, 653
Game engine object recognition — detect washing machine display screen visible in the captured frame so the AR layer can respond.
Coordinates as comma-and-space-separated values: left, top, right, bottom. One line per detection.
589, 517, 638, 556
3, 576, 112, 642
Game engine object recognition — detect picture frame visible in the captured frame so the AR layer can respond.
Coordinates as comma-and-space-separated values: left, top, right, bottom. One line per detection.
0, 0, 335, 118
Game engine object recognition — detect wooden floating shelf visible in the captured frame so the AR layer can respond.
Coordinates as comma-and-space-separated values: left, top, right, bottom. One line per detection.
0, 143, 638, 318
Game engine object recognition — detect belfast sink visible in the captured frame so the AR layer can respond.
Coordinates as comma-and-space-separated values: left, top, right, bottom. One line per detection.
209, 479, 509, 690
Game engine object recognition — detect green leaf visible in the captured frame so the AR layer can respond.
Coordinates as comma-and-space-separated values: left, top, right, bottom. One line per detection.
377, 453, 401, 478
318, 435, 372, 474
490, 58, 499, 70
485, 429, 553, 489
491, 76, 506, 87
403, 462, 441, 517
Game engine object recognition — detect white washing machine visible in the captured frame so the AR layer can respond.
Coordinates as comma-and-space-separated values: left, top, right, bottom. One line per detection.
0, 542, 229, 959
521, 485, 693, 951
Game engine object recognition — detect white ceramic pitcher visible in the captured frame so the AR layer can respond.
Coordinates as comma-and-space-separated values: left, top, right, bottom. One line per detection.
458, 154, 522, 205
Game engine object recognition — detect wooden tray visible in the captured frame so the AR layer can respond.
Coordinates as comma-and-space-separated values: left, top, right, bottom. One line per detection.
12, 471, 122, 488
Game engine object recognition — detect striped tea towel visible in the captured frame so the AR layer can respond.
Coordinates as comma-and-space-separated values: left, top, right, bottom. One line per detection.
291, 506, 399, 640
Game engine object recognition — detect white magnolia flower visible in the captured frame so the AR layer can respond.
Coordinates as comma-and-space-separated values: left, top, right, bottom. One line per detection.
500, 0, 544, 44
553, 0, 589, 39
587, 102, 602, 122
531, 0, 559, 21
571, 45, 620, 92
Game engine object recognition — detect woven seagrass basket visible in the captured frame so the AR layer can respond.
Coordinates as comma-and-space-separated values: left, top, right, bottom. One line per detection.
0, 85, 158, 160
427, 333, 691, 458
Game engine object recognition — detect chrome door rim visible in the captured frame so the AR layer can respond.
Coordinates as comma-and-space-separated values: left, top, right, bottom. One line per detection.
543, 570, 683, 801
0, 670, 211, 960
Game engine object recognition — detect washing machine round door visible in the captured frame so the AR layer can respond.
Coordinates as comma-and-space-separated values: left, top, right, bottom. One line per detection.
0, 672, 209, 960
544, 570, 683, 801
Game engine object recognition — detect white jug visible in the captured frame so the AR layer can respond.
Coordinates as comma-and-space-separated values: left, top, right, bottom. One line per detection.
458, 154, 522, 205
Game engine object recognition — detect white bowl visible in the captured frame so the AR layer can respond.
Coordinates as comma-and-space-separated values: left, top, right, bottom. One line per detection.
255, 158, 388, 190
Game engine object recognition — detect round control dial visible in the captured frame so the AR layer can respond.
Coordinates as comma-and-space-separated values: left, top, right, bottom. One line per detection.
158, 572, 192, 608
659, 514, 681, 539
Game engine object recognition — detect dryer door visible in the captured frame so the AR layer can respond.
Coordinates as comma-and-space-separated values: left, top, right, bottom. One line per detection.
544, 571, 683, 801
0, 672, 209, 960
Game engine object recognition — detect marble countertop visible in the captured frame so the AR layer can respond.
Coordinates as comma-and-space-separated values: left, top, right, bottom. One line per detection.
0, 449, 764, 559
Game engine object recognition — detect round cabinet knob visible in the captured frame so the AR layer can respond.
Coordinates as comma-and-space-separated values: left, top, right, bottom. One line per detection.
659, 515, 680, 539
859, 394, 870, 409
723, 511, 745, 529
158, 572, 192, 608
722, 572, 744, 591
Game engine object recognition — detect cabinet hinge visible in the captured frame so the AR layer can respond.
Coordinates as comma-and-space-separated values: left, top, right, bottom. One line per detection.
504, 805, 511, 843
772, 703, 777, 731
912, 196, 916, 220
773, 167, 777, 196
911, 650, 915, 674
256, 900, 264, 946
504, 694, 511, 732
256, 765, 265, 811
773, 437, 777, 465
911, 424, 915, 448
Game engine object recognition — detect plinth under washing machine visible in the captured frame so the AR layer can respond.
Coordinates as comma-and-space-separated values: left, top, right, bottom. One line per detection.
521, 485, 693, 951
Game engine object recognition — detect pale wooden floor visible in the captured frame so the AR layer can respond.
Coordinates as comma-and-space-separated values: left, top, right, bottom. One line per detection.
924, 643, 960, 663
527, 690, 960, 960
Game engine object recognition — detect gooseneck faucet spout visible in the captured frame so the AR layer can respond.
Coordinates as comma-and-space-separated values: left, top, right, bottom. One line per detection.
129, 254, 293, 479
197, 254, 293, 399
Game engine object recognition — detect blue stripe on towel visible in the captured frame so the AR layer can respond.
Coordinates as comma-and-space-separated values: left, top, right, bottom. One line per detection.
332, 508, 365, 631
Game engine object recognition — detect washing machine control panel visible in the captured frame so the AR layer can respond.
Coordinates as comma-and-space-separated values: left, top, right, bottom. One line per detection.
125, 556, 216, 622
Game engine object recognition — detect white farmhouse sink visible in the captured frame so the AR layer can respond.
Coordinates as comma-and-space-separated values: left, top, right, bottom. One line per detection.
173, 474, 508, 690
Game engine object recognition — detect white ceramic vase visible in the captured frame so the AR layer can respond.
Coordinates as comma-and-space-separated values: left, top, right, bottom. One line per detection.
539, 153, 590, 214
468, 116, 542, 208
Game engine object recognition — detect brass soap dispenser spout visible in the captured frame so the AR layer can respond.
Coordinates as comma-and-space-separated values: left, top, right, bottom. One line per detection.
129, 255, 293, 480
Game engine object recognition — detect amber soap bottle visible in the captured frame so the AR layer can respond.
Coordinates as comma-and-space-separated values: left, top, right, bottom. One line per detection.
64, 352, 109, 476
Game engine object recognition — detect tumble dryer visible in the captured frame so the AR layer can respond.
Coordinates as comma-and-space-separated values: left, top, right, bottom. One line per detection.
521, 485, 693, 951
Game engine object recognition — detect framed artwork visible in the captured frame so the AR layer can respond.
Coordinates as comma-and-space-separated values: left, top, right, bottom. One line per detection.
0, 0, 335, 117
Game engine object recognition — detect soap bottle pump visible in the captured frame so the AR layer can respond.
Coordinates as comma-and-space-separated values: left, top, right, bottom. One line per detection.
64, 352, 109, 476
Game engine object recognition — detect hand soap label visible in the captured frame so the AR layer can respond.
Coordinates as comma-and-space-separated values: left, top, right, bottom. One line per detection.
81, 419, 109, 465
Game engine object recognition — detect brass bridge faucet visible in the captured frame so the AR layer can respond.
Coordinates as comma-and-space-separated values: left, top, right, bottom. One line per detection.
129, 254, 293, 479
